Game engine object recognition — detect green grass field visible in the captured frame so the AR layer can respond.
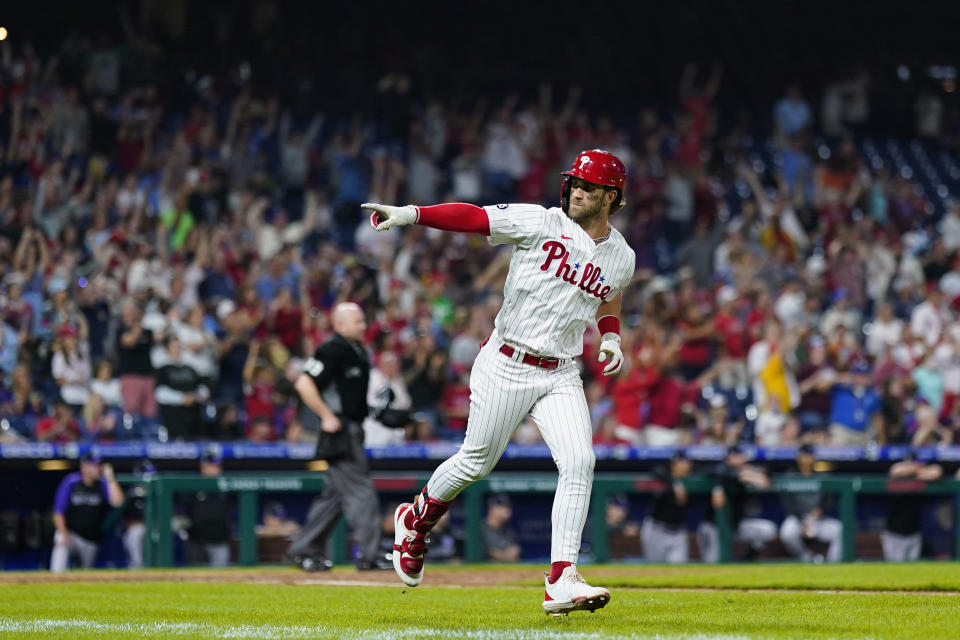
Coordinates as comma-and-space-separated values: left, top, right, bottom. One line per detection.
2, 563, 959, 639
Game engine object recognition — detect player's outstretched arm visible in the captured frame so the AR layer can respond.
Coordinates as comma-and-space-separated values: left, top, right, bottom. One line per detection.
364, 202, 490, 235
596, 293, 624, 376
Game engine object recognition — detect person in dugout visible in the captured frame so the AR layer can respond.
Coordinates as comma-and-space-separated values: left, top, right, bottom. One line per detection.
181, 448, 232, 567
883, 452, 943, 561
122, 459, 156, 569
50, 450, 124, 572
642, 450, 692, 563
698, 445, 777, 563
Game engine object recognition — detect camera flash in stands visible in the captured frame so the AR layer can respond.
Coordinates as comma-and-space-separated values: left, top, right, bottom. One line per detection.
0, 27, 8, 41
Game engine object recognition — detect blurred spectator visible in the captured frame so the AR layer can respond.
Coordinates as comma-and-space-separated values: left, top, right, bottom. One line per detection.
880, 376, 913, 444
364, 351, 412, 446
50, 452, 123, 572
712, 286, 748, 360
820, 288, 862, 338
910, 285, 949, 349
90, 360, 123, 409
0, 318, 19, 376
116, 300, 157, 418
795, 336, 836, 442
828, 360, 883, 445
439, 366, 471, 438
482, 494, 520, 562
36, 400, 80, 443
696, 394, 743, 446
215, 303, 252, 407
754, 393, 798, 447
403, 332, 448, 434
866, 303, 904, 358
910, 403, 951, 447
748, 320, 801, 419
242, 340, 282, 436
662, 162, 694, 246
153, 335, 208, 441
5, 364, 44, 422
82, 393, 119, 441
675, 219, 718, 287
779, 445, 843, 562
174, 306, 218, 379
774, 84, 813, 140
51, 325, 91, 412
211, 404, 244, 441
883, 454, 943, 561
675, 297, 714, 381
911, 352, 944, 414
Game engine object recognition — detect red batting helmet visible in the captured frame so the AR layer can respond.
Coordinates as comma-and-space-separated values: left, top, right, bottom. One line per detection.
560, 149, 627, 214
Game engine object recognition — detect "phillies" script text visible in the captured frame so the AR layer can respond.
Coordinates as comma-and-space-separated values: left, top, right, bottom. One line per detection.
539, 240, 612, 301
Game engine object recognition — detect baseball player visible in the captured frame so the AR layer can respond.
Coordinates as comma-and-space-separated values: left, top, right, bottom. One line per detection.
51, 451, 124, 572
697, 445, 777, 563
779, 444, 843, 563
882, 453, 943, 561
642, 451, 692, 563
363, 149, 635, 615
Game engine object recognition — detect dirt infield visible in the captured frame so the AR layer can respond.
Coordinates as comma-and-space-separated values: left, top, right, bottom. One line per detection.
0, 566, 536, 586
2, 567, 960, 596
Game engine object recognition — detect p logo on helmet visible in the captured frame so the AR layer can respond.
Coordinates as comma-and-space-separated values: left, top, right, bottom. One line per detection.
560, 149, 627, 215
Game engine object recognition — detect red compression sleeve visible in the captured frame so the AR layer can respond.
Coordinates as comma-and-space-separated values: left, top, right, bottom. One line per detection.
416, 203, 490, 236
597, 315, 620, 336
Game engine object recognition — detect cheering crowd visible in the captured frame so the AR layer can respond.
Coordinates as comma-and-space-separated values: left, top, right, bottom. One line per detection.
1, 32, 960, 451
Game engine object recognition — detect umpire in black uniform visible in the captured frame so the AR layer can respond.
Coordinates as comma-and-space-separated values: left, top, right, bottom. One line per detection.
285, 302, 390, 571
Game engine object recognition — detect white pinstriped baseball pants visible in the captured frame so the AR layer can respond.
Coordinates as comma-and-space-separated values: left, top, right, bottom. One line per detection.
427, 335, 594, 563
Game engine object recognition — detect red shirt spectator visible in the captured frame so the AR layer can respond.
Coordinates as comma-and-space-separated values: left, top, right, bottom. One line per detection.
714, 308, 749, 359
611, 367, 645, 431
35, 403, 79, 443
439, 373, 471, 431
637, 365, 683, 430
245, 379, 276, 423
677, 309, 714, 379
268, 288, 303, 352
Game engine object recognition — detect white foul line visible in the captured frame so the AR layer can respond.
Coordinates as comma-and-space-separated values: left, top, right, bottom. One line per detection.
0, 617, 768, 640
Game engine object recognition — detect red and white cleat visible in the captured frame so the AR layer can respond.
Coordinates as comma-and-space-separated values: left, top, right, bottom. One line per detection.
392, 490, 450, 588
392, 503, 427, 587
542, 565, 610, 615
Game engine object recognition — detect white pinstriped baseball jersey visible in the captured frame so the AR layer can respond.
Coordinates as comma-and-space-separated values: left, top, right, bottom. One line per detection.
483, 203, 636, 359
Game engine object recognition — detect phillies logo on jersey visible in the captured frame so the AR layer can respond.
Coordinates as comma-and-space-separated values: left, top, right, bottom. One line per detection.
539, 240, 612, 300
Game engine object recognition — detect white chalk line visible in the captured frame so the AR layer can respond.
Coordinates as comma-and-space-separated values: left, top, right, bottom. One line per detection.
0, 617, 802, 640
288, 579, 960, 596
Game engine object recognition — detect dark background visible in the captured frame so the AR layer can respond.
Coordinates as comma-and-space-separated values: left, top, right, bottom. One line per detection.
6, 0, 960, 129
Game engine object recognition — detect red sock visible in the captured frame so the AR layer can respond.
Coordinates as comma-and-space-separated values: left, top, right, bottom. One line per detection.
549, 561, 572, 584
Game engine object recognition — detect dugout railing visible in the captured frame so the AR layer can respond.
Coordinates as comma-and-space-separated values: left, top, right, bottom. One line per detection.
115, 473, 960, 567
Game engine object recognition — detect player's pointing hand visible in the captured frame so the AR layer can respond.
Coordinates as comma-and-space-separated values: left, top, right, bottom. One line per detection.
363, 202, 419, 231
598, 333, 624, 376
